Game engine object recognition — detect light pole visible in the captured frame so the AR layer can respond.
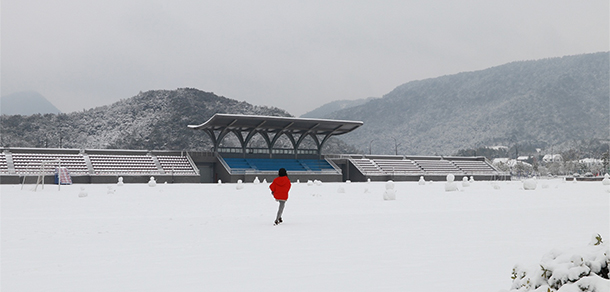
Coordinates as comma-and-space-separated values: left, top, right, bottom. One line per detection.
369, 139, 376, 155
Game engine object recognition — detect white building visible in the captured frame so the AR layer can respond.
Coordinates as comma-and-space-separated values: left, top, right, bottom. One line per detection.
492, 158, 509, 166
492, 158, 532, 168
542, 154, 563, 163
579, 158, 602, 166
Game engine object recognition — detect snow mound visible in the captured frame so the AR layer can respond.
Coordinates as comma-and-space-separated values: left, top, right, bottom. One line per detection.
447, 173, 455, 182
78, 187, 88, 198
523, 178, 537, 190
462, 176, 470, 187
148, 177, 157, 187
508, 234, 609, 292
418, 176, 426, 185
602, 174, 610, 186
383, 180, 396, 200
445, 174, 458, 192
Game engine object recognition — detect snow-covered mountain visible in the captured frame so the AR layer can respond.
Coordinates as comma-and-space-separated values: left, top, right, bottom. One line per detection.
2, 53, 607, 156
300, 97, 377, 119
0, 88, 286, 150
0, 88, 356, 153
1, 91, 61, 115
320, 52, 609, 155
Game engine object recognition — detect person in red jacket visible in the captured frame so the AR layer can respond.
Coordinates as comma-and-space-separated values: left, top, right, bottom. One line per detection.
270, 168, 291, 225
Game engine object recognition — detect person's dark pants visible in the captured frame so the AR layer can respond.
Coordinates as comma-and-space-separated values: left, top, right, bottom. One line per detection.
276, 200, 286, 221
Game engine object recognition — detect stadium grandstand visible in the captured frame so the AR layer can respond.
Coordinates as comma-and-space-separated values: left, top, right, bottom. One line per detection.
0, 148, 200, 184
1, 114, 508, 184
328, 155, 508, 182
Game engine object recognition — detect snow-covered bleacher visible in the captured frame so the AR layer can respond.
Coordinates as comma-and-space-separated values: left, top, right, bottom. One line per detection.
157, 155, 198, 175
0, 152, 9, 174
450, 159, 497, 174
374, 159, 423, 174
88, 154, 159, 175
350, 158, 383, 175
342, 155, 502, 180
413, 159, 464, 174
0, 148, 200, 183
12, 152, 89, 175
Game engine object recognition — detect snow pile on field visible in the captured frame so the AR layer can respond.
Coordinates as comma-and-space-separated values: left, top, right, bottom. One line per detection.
506, 234, 609, 292
1, 179, 609, 292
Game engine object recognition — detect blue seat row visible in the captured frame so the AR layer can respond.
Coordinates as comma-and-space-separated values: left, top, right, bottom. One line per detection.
222, 158, 334, 173
299, 159, 334, 171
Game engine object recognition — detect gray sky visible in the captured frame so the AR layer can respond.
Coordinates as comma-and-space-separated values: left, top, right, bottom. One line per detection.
2, 1, 608, 116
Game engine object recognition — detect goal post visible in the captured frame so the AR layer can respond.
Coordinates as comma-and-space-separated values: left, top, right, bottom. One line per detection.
20, 159, 63, 191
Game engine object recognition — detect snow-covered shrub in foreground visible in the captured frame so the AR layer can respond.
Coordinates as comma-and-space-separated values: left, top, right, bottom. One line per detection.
507, 234, 609, 292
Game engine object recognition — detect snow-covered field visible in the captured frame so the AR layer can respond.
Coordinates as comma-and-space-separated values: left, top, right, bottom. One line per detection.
2, 179, 608, 292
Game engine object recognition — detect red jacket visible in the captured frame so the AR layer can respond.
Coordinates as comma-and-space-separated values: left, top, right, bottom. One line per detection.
270, 176, 291, 201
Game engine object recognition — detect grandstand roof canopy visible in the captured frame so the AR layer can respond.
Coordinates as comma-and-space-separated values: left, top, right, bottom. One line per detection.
188, 114, 364, 156
188, 114, 363, 135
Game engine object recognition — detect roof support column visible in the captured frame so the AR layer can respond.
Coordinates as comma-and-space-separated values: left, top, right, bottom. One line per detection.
317, 124, 344, 157
202, 129, 219, 153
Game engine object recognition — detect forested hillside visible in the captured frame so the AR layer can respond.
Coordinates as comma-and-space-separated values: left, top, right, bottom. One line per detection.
325, 52, 609, 155
300, 97, 377, 119
3, 53, 607, 157
0, 88, 354, 153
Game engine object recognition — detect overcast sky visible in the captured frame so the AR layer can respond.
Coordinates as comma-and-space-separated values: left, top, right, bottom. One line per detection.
2, 1, 608, 116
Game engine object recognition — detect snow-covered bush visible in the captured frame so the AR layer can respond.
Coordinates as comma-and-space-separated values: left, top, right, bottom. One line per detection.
507, 234, 609, 292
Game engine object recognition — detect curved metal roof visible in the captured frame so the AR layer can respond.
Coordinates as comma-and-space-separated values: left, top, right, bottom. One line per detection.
188, 114, 363, 155
188, 114, 363, 135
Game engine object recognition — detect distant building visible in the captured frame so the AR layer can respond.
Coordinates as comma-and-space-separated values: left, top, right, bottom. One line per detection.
489, 146, 509, 151
511, 159, 532, 168
492, 158, 509, 165
542, 154, 563, 163
579, 158, 602, 166
492, 158, 532, 168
